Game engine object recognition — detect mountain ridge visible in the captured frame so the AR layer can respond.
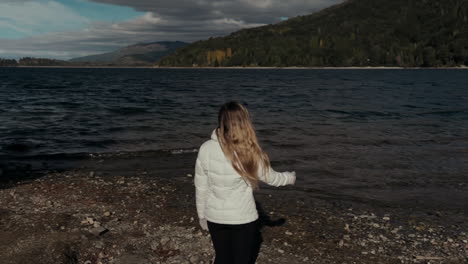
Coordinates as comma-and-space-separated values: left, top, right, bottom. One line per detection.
69, 41, 188, 66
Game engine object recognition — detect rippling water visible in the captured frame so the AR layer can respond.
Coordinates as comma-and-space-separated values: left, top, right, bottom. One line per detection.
1, 68, 467, 208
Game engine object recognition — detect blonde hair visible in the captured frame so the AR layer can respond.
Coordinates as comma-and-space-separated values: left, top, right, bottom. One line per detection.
217, 101, 270, 189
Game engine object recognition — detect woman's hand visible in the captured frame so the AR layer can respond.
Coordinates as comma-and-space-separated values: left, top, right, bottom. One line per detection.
199, 218, 208, 231
288, 171, 296, 185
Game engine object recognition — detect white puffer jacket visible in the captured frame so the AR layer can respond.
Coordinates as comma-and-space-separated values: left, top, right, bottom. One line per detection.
195, 129, 296, 225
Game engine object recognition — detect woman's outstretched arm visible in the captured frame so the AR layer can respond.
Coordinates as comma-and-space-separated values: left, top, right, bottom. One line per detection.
258, 164, 296, 186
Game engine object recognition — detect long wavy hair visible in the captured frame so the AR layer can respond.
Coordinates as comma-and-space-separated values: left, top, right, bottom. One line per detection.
217, 101, 270, 189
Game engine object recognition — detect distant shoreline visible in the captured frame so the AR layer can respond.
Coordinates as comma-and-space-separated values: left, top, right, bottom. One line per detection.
154, 66, 468, 70
3, 65, 468, 69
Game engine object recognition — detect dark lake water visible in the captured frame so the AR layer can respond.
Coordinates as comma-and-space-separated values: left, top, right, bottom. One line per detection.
1, 68, 467, 209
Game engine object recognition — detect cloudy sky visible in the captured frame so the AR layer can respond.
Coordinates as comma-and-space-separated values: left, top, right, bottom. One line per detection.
0, 0, 342, 59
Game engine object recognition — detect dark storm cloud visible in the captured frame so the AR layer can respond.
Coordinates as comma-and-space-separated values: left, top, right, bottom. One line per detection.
89, 0, 342, 23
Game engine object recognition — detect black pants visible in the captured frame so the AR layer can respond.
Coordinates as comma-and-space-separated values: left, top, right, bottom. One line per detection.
208, 220, 260, 264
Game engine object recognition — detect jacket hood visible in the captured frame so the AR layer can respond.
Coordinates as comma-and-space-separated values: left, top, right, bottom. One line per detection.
211, 128, 218, 142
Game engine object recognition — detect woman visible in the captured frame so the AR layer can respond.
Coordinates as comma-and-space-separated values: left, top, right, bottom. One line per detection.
195, 101, 296, 264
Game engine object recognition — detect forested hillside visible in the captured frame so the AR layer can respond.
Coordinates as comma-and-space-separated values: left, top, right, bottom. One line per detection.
0, 57, 69, 67
157, 0, 468, 67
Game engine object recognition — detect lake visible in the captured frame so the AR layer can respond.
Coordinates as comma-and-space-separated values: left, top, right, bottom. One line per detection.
1, 67, 467, 209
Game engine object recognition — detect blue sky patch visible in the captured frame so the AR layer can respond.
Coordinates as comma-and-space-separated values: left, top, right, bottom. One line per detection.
0, 0, 143, 39
59, 0, 142, 22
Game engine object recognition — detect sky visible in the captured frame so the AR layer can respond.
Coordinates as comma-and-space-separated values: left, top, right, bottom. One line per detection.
0, 0, 342, 59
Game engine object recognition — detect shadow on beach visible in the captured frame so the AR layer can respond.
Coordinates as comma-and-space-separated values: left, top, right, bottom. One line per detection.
251, 201, 287, 263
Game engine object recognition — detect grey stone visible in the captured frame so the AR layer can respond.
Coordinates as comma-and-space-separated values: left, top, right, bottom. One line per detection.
189, 255, 200, 263
338, 240, 344, 248
94, 240, 104, 249
90, 226, 108, 236
160, 237, 170, 245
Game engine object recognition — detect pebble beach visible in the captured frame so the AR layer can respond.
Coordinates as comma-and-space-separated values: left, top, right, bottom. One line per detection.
1, 154, 466, 264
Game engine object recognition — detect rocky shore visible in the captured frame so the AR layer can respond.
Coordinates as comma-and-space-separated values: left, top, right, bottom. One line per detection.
0, 157, 467, 264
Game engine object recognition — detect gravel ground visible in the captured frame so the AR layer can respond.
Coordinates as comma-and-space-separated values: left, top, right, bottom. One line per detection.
0, 168, 466, 264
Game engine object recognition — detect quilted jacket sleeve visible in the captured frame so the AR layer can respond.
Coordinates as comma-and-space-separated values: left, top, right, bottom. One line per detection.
194, 145, 209, 220
258, 164, 296, 187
